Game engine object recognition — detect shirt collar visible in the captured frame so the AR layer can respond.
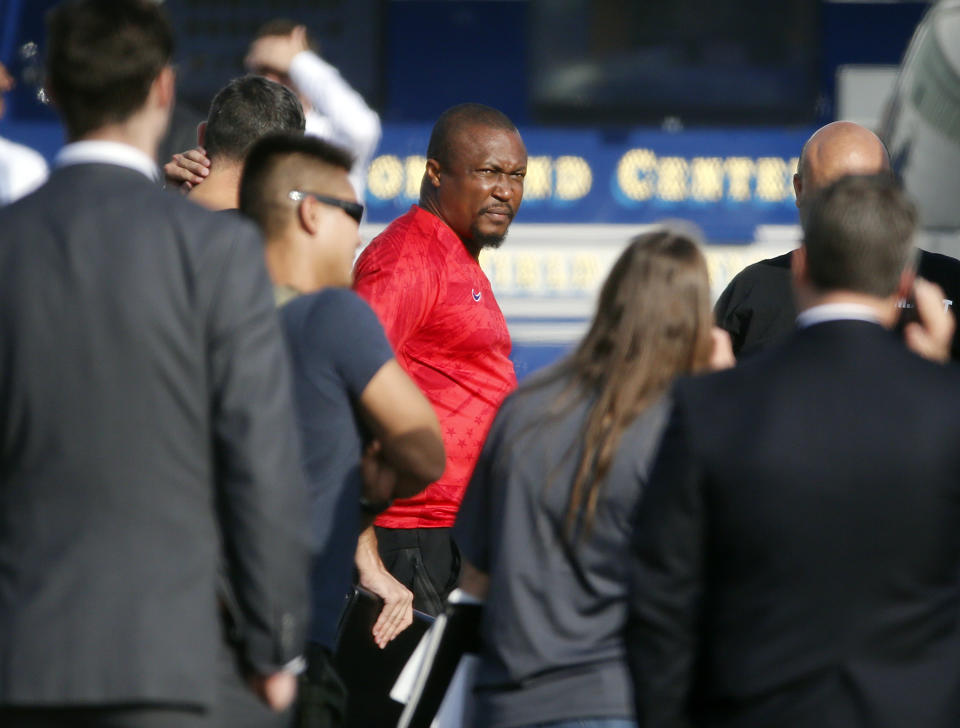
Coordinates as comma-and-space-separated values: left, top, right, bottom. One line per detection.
796, 302, 883, 329
55, 141, 159, 182
273, 284, 302, 308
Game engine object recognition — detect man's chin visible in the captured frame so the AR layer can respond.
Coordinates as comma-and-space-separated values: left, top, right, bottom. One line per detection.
469, 226, 509, 251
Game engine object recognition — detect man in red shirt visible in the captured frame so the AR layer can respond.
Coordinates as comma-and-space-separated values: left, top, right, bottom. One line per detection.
353, 103, 525, 616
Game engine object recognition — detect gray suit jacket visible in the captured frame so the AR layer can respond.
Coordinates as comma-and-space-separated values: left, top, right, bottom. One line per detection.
0, 163, 311, 707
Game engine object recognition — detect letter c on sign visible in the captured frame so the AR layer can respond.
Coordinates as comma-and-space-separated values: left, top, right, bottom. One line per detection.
616, 148, 656, 201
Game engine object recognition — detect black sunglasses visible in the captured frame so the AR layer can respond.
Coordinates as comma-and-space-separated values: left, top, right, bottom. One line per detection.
288, 190, 364, 224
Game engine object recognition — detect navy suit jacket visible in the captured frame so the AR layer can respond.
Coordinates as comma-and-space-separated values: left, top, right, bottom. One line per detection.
628, 320, 960, 728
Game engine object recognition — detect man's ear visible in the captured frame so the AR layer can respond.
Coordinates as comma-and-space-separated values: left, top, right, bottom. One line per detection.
298, 194, 320, 236
152, 65, 175, 113
793, 173, 802, 209
196, 121, 207, 147
791, 245, 808, 288
897, 268, 916, 302
425, 158, 442, 188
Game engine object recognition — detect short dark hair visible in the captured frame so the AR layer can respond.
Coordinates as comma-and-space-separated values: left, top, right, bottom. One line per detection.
426, 103, 517, 168
252, 18, 319, 52
204, 76, 305, 162
240, 132, 354, 239
803, 174, 917, 297
46, 0, 173, 139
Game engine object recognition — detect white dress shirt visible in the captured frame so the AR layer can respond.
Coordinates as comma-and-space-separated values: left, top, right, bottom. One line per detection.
55, 140, 159, 181
796, 302, 882, 329
289, 50, 381, 201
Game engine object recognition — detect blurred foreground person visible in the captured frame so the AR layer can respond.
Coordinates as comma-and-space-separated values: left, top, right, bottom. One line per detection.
453, 230, 731, 728
0, 2, 311, 726
239, 133, 444, 727
628, 175, 960, 728
714, 120, 960, 361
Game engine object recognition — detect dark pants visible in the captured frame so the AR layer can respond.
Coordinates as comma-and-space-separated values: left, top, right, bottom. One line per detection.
291, 643, 347, 728
0, 706, 207, 728
374, 526, 461, 616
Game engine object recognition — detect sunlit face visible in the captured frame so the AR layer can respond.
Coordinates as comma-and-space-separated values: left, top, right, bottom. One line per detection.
307, 170, 361, 288
431, 125, 527, 256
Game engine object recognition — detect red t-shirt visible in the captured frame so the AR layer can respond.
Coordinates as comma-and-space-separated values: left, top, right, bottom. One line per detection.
353, 205, 517, 528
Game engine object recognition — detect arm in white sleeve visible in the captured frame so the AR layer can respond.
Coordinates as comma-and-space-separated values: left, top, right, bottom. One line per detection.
289, 50, 381, 170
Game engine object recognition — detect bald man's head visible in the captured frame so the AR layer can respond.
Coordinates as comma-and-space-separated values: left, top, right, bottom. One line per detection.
795, 121, 891, 224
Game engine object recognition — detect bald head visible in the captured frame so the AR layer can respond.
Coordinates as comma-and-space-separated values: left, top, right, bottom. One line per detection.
795, 122, 891, 214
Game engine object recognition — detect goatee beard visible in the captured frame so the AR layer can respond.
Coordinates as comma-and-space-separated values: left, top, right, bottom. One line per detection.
469, 226, 508, 252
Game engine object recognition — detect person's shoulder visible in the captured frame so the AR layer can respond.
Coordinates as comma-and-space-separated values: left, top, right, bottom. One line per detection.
727, 251, 794, 287
285, 287, 383, 334
673, 344, 779, 407
287, 287, 369, 316
165, 198, 261, 247
355, 207, 441, 284
0, 135, 47, 169
917, 249, 960, 271
498, 366, 577, 426
363, 206, 441, 255
917, 249, 960, 293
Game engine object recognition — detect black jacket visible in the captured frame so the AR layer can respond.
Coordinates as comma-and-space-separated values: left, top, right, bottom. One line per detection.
714, 249, 960, 360
628, 320, 960, 728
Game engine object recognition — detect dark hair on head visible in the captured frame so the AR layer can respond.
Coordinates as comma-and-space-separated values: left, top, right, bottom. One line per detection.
426, 103, 518, 168
204, 75, 305, 162
538, 229, 713, 540
803, 173, 917, 297
240, 132, 354, 239
46, 0, 174, 139
252, 18, 319, 52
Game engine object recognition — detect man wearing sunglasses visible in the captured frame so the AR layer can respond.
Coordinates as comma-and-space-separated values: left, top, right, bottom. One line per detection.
239, 132, 445, 727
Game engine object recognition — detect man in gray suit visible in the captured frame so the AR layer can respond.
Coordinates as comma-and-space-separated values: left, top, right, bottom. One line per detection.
0, 1, 311, 726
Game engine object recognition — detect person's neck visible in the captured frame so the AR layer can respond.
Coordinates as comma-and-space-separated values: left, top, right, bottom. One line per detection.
264, 239, 333, 294
187, 159, 242, 211
78, 121, 159, 161
417, 195, 481, 260
796, 289, 898, 328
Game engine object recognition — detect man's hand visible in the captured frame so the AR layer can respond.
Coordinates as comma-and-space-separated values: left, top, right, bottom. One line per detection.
904, 278, 955, 364
360, 564, 415, 649
355, 526, 413, 648
244, 26, 311, 77
163, 147, 210, 191
0, 62, 14, 94
249, 671, 297, 712
709, 326, 736, 370
0, 62, 13, 120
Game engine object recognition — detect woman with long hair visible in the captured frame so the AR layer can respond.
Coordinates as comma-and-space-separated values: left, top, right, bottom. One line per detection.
452, 228, 732, 728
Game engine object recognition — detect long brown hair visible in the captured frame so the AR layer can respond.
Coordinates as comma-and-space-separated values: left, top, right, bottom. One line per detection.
551, 229, 714, 539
